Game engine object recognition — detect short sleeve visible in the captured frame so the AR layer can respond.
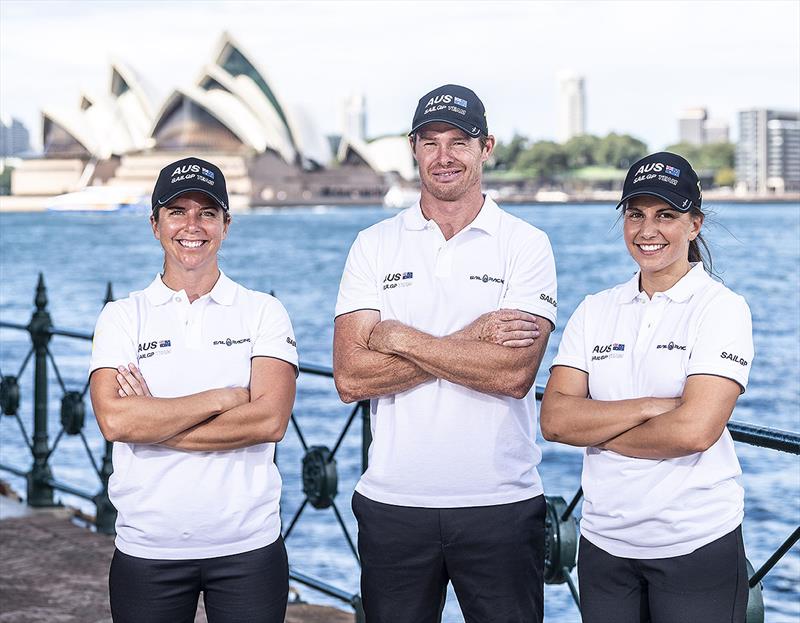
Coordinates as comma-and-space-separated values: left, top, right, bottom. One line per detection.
687, 292, 754, 393
335, 231, 379, 318
500, 231, 557, 328
252, 297, 299, 373
89, 301, 138, 376
551, 298, 589, 373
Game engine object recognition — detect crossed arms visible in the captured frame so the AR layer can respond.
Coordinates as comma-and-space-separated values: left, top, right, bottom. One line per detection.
89, 356, 296, 451
540, 366, 741, 459
333, 308, 552, 404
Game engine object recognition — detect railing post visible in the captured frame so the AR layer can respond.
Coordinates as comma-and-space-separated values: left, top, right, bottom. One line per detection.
359, 400, 371, 474
26, 273, 55, 507
94, 281, 117, 533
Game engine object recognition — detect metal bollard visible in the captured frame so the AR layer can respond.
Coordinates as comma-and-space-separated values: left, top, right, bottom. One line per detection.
26, 274, 55, 507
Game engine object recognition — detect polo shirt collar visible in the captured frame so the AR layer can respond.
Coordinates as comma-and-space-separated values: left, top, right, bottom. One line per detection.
618, 262, 708, 304
402, 195, 501, 236
143, 271, 236, 306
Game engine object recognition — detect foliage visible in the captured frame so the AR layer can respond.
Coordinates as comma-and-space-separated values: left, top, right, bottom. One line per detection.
664, 142, 735, 171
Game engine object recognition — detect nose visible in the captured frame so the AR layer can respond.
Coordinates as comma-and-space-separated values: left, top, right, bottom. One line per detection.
640, 215, 659, 239
434, 144, 454, 166
185, 211, 201, 230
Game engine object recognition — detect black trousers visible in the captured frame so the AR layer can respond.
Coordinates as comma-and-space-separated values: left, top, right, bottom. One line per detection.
109, 537, 289, 623
578, 527, 748, 623
352, 492, 546, 623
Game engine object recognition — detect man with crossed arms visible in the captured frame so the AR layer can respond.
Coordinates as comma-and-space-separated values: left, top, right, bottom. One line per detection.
333, 84, 557, 622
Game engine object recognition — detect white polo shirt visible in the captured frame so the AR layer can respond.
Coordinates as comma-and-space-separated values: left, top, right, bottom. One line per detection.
89, 272, 298, 560
336, 197, 557, 507
552, 263, 754, 559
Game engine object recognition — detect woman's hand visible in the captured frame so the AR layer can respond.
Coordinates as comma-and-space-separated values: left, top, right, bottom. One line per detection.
116, 364, 152, 397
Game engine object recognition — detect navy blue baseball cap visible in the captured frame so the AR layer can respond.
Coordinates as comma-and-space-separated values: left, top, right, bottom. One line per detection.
616, 152, 702, 212
151, 157, 228, 213
410, 84, 488, 137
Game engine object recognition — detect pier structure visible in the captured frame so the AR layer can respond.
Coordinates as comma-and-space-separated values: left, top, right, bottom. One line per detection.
2, 275, 799, 622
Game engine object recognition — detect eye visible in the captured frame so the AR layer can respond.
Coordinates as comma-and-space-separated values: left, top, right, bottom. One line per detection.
658, 212, 676, 219
201, 210, 217, 218
453, 141, 467, 147
625, 211, 643, 220
168, 209, 184, 216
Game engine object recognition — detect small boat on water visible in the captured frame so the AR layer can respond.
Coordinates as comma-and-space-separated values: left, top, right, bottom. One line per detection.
45, 186, 149, 213
383, 184, 420, 209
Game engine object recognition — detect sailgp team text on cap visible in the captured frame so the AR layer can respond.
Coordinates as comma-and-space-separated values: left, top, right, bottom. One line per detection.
616, 151, 702, 213
151, 157, 229, 213
410, 84, 488, 138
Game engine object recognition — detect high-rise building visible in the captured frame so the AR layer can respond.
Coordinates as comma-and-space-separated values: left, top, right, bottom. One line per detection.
0, 115, 31, 157
340, 93, 367, 142
703, 119, 730, 144
679, 108, 707, 145
736, 109, 800, 194
557, 73, 585, 143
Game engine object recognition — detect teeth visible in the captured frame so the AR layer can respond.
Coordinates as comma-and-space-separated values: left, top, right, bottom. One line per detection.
179, 240, 204, 248
639, 244, 665, 252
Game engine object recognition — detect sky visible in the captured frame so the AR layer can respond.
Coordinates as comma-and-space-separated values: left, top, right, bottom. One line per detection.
1, 0, 799, 152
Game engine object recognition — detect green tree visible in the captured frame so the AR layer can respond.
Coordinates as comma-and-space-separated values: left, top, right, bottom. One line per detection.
563, 134, 601, 169
664, 142, 734, 171
595, 133, 648, 169
514, 141, 568, 182
490, 134, 527, 170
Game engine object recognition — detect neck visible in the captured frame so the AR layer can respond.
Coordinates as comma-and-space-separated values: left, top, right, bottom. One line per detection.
639, 261, 693, 298
161, 265, 221, 302
419, 186, 485, 240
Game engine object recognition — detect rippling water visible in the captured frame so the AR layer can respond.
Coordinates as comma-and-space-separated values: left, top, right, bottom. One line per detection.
1, 203, 798, 622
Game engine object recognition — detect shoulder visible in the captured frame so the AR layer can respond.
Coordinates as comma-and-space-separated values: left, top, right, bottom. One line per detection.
694, 279, 751, 320
231, 282, 290, 315
358, 211, 406, 240
496, 208, 551, 245
97, 289, 145, 324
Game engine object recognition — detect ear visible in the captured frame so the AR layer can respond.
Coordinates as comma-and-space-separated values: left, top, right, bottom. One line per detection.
150, 213, 159, 239
222, 213, 231, 239
688, 213, 704, 241
409, 135, 418, 162
480, 135, 496, 163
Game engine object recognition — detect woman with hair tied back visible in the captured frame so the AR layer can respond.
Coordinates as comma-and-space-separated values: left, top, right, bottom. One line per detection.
541, 152, 753, 622
89, 157, 298, 622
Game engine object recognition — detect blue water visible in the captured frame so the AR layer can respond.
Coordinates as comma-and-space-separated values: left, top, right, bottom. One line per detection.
1, 204, 798, 622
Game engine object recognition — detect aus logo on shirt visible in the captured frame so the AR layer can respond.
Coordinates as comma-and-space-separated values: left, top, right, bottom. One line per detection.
591, 343, 625, 361
383, 271, 414, 290
137, 339, 172, 359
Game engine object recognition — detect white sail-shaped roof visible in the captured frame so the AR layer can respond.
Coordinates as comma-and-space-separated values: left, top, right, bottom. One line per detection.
337, 135, 415, 181
152, 87, 270, 152
41, 109, 95, 157
290, 104, 332, 168
197, 64, 296, 163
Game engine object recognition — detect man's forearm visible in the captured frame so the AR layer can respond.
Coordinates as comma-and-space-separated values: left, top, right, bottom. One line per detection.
373, 321, 550, 399
334, 345, 433, 403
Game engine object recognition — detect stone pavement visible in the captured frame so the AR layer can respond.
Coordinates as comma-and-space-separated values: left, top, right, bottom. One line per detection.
0, 498, 352, 623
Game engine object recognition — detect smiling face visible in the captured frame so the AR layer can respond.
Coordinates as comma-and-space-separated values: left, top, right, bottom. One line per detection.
151, 191, 230, 279
623, 195, 703, 290
412, 122, 494, 203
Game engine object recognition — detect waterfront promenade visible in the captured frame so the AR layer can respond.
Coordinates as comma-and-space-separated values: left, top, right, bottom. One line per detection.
0, 492, 353, 623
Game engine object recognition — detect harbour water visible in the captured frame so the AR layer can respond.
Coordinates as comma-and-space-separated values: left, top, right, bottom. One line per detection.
0, 203, 798, 621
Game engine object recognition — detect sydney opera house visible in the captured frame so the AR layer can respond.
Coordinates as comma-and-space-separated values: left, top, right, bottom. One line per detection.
12, 33, 415, 208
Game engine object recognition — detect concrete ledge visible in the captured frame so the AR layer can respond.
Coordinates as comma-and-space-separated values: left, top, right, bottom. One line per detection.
0, 510, 353, 622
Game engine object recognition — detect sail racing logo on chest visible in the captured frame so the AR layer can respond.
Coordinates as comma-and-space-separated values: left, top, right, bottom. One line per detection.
137, 339, 172, 359
213, 337, 252, 347
383, 271, 414, 290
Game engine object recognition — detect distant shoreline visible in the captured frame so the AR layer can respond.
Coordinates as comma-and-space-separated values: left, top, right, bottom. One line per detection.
1, 193, 798, 213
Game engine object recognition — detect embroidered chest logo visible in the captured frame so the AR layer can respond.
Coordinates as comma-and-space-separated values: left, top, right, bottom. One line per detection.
137, 339, 172, 359
656, 341, 687, 351
591, 343, 625, 361
383, 271, 414, 290
470, 274, 505, 284
213, 337, 251, 347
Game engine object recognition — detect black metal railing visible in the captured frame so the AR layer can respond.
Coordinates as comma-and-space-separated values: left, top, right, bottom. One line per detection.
1, 274, 799, 623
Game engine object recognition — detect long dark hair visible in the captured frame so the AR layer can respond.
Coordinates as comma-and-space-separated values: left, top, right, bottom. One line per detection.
687, 204, 713, 275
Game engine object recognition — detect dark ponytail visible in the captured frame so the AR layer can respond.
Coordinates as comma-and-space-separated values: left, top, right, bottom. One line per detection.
688, 205, 714, 276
